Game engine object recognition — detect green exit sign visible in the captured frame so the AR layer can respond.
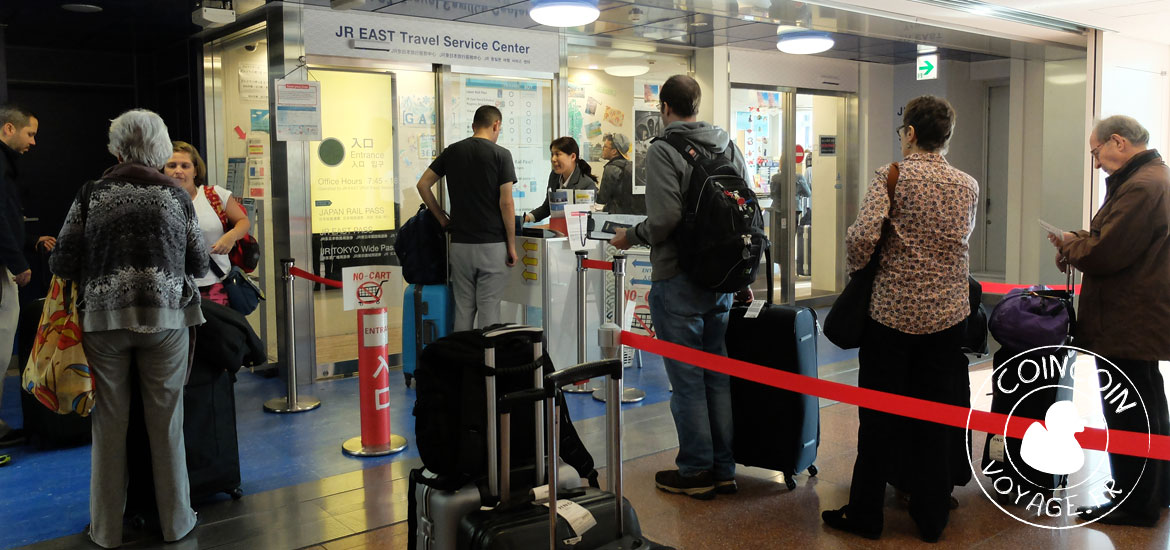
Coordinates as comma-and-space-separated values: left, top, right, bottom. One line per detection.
917, 54, 938, 80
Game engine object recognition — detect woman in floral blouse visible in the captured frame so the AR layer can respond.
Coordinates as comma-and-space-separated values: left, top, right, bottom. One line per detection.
822, 95, 978, 543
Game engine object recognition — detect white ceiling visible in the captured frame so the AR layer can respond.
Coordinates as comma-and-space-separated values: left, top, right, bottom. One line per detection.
987, 0, 1170, 45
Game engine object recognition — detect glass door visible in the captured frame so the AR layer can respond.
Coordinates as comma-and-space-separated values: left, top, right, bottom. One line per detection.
732, 86, 856, 305
306, 67, 436, 378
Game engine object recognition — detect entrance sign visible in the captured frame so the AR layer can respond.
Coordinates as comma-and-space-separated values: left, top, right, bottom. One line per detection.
302, 9, 560, 74
917, 54, 938, 80
342, 265, 401, 310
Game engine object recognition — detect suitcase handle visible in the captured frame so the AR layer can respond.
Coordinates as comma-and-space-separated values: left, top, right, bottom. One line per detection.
499, 387, 549, 413
483, 324, 543, 346
545, 359, 622, 388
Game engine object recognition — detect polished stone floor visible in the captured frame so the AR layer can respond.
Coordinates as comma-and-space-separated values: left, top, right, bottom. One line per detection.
12, 326, 1170, 549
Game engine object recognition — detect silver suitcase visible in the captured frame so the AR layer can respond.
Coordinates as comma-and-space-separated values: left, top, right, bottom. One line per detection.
409, 325, 584, 550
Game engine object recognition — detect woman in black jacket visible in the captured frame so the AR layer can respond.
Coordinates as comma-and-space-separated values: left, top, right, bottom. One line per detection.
523, 136, 598, 223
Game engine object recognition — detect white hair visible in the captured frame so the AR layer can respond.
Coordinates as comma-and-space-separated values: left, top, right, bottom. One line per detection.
1095, 115, 1150, 147
107, 109, 173, 168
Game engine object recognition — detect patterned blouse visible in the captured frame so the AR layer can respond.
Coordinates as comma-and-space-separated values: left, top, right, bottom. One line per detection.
846, 152, 979, 335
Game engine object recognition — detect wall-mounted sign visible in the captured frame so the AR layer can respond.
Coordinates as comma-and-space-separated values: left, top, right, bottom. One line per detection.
275, 79, 322, 141
819, 135, 837, 157
917, 54, 938, 80
302, 8, 560, 74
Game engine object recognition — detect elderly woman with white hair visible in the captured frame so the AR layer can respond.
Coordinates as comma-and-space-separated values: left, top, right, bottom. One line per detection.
50, 109, 207, 548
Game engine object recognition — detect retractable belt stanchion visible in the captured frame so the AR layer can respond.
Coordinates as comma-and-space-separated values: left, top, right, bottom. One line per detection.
264, 258, 322, 414
343, 306, 408, 456
593, 253, 645, 403
563, 251, 594, 393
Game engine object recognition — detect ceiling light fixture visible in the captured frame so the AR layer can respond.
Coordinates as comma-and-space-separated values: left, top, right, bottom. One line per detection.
61, 3, 103, 12
604, 65, 650, 77
777, 30, 834, 55
917, 44, 938, 54
529, 0, 599, 28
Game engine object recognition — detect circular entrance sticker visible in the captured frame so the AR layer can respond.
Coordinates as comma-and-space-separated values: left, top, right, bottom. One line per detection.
966, 345, 1151, 528
318, 137, 345, 167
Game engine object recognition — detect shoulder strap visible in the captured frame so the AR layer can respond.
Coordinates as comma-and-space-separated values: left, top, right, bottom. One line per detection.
885, 162, 898, 210
203, 185, 230, 231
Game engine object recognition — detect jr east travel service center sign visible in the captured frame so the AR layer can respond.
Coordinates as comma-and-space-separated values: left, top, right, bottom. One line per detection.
301, 8, 560, 74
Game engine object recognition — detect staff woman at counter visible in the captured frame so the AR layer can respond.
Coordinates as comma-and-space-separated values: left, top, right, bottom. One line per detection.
523, 136, 598, 223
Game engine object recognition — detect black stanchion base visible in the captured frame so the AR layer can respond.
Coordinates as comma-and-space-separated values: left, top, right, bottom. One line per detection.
263, 396, 322, 413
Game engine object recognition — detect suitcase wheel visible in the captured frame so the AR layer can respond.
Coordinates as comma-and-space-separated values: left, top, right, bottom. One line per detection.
404, 372, 413, 388
807, 464, 818, 477
227, 488, 244, 500
785, 475, 797, 491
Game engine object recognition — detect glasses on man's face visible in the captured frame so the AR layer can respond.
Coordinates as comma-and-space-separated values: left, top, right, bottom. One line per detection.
1090, 138, 1111, 159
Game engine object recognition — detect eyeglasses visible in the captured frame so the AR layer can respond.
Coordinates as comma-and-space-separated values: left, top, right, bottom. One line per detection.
895, 124, 906, 138
1090, 137, 1111, 158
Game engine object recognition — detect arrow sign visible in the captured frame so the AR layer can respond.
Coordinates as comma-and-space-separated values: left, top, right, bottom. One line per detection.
917, 54, 938, 80
522, 241, 539, 251
633, 260, 652, 268
315, 200, 333, 207
522, 257, 538, 266
630, 278, 653, 286
522, 271, 539, 281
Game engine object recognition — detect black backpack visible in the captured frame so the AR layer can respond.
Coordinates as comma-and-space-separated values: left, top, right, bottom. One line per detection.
396, 204, 447, 285
657, 134, 766, 293
412, 327, 598, 490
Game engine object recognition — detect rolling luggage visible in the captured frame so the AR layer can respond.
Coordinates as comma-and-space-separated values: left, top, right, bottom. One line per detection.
725, 248, 820, 489
411, 327, 589, 550
458, 358, 670, 550
402, 283, 454, 387
16, 297, 91, 449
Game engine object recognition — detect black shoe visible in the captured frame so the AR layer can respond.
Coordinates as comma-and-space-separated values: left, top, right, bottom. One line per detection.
821, 506, 881, 540
0, 428, 26, 449
655, 470, 715, 500
715, 478, 738, 495
1078, 502, 1158, 527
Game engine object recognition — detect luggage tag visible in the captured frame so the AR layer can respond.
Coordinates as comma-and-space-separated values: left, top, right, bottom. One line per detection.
988, 434, 1005, 462
541, 497, 597, 537
744, 300, 766, 319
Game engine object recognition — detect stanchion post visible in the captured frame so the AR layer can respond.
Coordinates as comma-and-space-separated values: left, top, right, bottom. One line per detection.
564, 251, 593, 393
264, 259, 322, 414
343, 306, 408, 457
594, 254, 645, 403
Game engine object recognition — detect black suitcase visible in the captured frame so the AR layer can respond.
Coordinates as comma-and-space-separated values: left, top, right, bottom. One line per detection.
725, 249, 819, 489
125, 363, 243, 532
457, 324, 670, 548
981, 346, 1074, 493
16, 297, 92, 449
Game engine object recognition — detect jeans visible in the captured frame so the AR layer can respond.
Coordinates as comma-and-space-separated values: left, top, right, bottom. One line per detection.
648, 273, 734, 479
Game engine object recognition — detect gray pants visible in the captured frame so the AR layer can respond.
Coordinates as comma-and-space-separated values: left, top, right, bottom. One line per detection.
0, 268, 18, 438
84, 328, 197, 548
449, 242, 510, 332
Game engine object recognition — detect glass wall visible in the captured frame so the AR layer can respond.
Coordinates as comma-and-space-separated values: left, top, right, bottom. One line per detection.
204, 25, 278, 361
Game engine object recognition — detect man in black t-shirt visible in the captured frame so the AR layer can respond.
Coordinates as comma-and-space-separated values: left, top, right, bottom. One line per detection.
416, 105, 518, 331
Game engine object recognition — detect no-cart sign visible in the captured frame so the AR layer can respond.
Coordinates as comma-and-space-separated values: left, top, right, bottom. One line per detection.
342, 265, 400, 310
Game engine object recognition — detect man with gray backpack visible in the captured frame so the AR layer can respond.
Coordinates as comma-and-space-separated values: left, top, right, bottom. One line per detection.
612, 74, 764, 500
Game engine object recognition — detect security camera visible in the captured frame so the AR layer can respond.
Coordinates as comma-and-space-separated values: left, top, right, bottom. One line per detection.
244, 43, 257, 52
628, 7, 644, 23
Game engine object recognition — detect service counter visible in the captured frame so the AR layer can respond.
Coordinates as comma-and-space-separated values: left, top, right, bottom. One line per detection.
500, 235, 606, 372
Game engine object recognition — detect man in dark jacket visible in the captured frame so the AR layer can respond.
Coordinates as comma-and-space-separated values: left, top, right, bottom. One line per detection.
0, 104, 38, 452
1054, 115, 1170, 526
598, 133, 644, 215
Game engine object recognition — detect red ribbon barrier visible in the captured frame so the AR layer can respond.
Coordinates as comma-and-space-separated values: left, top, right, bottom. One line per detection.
582, 259, 614, 271
620, 330, 1170, 461
289, 266, 343, 289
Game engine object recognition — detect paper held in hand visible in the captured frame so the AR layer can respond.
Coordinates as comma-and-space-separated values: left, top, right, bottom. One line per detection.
1039, 219, 1065, 244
